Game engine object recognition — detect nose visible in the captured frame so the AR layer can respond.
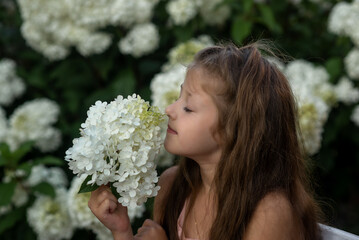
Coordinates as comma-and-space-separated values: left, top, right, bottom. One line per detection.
165, 102, 177, 120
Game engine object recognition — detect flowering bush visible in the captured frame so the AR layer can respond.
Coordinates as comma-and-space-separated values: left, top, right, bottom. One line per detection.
1, 0, 359, 239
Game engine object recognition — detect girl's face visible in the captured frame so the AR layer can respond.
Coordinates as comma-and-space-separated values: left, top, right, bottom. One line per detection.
164, 67, 222, 164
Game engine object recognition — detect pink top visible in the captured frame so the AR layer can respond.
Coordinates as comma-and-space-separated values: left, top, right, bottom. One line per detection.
177, 200, 198, 240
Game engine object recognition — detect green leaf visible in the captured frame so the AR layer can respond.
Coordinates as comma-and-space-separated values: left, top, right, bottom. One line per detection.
243, 0, 253, 13
0, 182, 16, 206
78, 175, 99, 193
0, 207, 26, 234
325, 57, 343, 83
231, 16, 253, 44
33, 156, 64, 166
12, 141, 33, 165
0, 143, 12, 166
110, 183, 121, 199
258, 4, 282, 34
32, 182, 55, 198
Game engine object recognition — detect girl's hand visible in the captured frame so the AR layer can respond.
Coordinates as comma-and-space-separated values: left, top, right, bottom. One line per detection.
134, 219, 168, 240
88, 185, 133, 240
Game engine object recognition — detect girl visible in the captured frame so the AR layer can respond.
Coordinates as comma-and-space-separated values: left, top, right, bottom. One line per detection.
88, 42, 322, 240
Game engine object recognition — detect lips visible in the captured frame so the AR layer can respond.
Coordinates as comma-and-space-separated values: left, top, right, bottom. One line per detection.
167, 125, 177, 134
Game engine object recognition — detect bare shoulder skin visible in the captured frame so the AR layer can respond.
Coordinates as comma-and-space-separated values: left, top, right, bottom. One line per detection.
244, 191, 302, 240
153, 166, 178, 223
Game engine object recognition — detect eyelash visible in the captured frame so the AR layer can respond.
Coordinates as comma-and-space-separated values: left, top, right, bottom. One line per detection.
183, 107, 192, 113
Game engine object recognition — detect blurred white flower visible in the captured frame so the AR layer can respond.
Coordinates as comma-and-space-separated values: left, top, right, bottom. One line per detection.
0, 107, 7, 142
67, 176, 103, 228
199, 0, 230, 26
328, 1, 359, 46
151, 64, 186, 111
335, 77, 359, 105
18, 0, 160, 60
0, 205, 11, 216
26, 165, 68, 188
284, 60, 334, 155
66, 94, 165, 207
351, 105, 359, 127
119, 23, 159, 58
285, 60, 336, 105
6, 99, 61, 152
12, 184, 29, 207
166, 35, 213, 69
27, 188, 74, 240
167, 0, 199, 26
0, 59, 25, 106
345, 48, 359, 80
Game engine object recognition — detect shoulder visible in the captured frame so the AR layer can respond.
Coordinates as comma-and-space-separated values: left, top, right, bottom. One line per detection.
244, 191, 301, 240
153, 166, 178, 222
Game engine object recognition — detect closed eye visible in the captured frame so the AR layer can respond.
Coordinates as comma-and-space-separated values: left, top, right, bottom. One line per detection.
183, 107, 193, 113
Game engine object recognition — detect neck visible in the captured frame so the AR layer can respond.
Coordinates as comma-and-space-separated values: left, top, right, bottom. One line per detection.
198, 162, 217, 194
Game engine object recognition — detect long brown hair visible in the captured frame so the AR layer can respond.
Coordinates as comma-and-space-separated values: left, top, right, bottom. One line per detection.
160, 42, 322, 240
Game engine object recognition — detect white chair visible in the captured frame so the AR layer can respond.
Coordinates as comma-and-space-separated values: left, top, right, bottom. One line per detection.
320, 224, 359, 240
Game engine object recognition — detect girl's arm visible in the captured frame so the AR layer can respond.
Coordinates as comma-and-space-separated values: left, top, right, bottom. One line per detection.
243, 192, 301, 240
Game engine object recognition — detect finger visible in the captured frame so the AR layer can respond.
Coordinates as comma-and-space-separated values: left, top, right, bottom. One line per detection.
97, 198, 119, 215
142, 219, 154, 227
93, 187, 118, 206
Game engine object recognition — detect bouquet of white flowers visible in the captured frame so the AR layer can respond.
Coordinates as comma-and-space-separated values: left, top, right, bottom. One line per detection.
65, 94, 166, 208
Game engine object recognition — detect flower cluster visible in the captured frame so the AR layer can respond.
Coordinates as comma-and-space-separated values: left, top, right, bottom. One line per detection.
0, 59, 25, 106
118, 23, 159, 58
27, 188, 74, 240
328, 1, 359, 47
66, 94, 166, 207
344, 48, 359, 80
5, 99, 61, 152
17, 0, 160, 60
166, 0, 230, 26
334, 77, 359, 105
284, 60, 335, 155
0, 165, 68, 217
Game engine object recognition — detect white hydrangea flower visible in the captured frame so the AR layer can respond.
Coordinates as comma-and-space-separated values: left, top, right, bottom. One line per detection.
166, 0, 199, 26
151, 64, 186, 112
7, 98, 61, 152
345, 48, 359, 80
328, 1, 359, 46
18, 0, 161, 60
0, 107, 7, 142
12, 184, 29, 207
335, 77, 359, 105
119, 23, 159, 58
296, 91, 329, 155
166, 35, 213, 69
351, 104, 359, 127
285, 60, 336, 105
0, 59, 25, 106
66, 94, 166, 208
199, 0, 231, 26
27, 188, 74, 240
0, 205, 12, 216
284, 60, 334, 155
26, 165, 68, 189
